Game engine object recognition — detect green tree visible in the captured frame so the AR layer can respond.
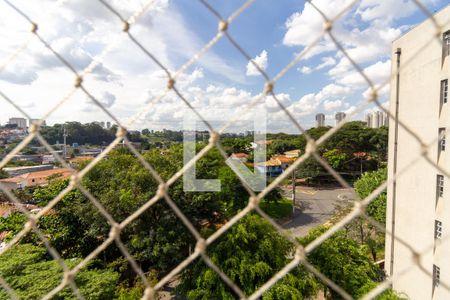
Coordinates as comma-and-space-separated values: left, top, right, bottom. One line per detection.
179, 214, 319, 299
354, 168, 387, 224
221, 138, 251, 155
269, 140, 298, 155
37, 122, 116, 146
0, 169, 8, 179
295, 157, 324, 179
28, 146, 267, 278
300, 226, 404, 299
0, 244, 118, 299
0, 212, 28, 241
323, 149, 348, 170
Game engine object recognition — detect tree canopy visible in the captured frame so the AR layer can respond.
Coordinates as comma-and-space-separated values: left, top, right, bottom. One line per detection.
0, 244, 118, 299
179, 214, 320, 299
300, 226, 405, 299
38, 122, 116, 146
354, 168, 387, 224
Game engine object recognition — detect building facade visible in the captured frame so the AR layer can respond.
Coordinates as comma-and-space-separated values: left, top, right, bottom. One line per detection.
8, 117, 27, 129
335, 112, 346, 125
315, 113, 325, 127
365, 111, 389, 128
365, 113, 373, 128
386, 6, 450, 300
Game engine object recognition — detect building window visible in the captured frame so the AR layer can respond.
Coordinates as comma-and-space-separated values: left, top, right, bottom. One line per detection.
435, 220, 443, 239
439, 128, 446, 151
433, 265, 441, 287
442, 80, 448, 104
437, 175, 444, 197
445, 31, 450, 57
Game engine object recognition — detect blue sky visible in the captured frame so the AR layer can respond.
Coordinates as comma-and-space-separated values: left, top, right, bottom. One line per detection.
0, 0, 448, 132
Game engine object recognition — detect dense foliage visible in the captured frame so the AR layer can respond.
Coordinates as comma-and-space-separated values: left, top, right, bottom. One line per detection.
354, 168, 387, 224
265, 122, 388, 181
0, 122, 391, 298
38, 122, 116, 146
179, 214, 320, 299
0, 145, 285, 297
300, 226, 405, 300
0, 244, 118, 299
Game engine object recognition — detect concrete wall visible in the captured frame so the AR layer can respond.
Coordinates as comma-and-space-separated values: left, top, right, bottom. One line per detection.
386, 6, 450, 300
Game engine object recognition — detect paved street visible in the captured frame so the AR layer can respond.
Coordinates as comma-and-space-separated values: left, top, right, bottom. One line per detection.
281, 185, 356, 237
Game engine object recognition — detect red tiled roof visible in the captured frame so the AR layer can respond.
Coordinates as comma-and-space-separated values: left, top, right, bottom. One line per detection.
0, 168, 73, 184
0, 177, 23, 183
271, 155, 293, 163
257, 159, 282, 167
232, 153, 249, 158
21, 168, 73, 179
284, 149, 301, 155
255, 140, 273, 145
69, 156, 95, 162
353, 152, 367, 158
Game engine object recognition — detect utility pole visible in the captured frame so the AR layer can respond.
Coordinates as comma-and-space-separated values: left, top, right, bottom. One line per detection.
360, 157, 363, 175
389, 47, 402, 277
63, 124, 67, 160
291, 169, 296, 214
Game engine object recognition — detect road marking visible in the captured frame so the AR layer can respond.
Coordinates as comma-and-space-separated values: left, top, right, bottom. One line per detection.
337, 192, 354, 200
298, 189, 316, 195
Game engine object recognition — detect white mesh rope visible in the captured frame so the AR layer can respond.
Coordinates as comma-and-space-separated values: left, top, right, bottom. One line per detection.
0, 0, 449, 299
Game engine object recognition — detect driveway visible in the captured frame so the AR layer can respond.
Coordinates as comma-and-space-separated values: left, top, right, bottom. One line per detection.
280, 185, 356, 237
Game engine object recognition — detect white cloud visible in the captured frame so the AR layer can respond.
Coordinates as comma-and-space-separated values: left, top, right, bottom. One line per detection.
323, 99, 343, 111
82, 91, 116, 112
283, 0, 354, 47
299, 56, 336, 75
246, 50, 268, 76
344, 105, 357, 115
300, 66, 312, 74
0, 64, 38, 85
337, 60, 391, 87
290, 93, 320, 116
317, 83, 352, 100
99, 92, 116, 108
280, 0, 429, 128
316, 56, 336, 70
362, 83, 390, 100
356, 0, 438, 22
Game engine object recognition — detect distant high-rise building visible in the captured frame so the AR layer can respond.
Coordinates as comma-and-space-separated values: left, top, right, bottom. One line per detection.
8, 117, 27, 129
335, 112, 346, 125
315, 113, 325, 127
374, 111, 381, 128
365, 111, 388, 128
365, 113, 373, 127
100, 121, 105, 128
106, 121, 111, 129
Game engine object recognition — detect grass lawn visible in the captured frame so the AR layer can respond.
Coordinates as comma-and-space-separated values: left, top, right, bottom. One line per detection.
260, 197, 293, 219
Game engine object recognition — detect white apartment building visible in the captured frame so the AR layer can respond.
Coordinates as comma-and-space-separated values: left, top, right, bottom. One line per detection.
8, 117, 27, 129
365, 113, 372, 128
335, 112, 346, 125
386, 6, 450, 300
365, 111, 389, 128
315, 113, 325, 127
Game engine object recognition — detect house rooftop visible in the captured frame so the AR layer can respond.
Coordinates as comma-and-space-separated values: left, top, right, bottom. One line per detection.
231, 153, 249, 158
3, 164, 53, 172
0, 168, 73, 183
